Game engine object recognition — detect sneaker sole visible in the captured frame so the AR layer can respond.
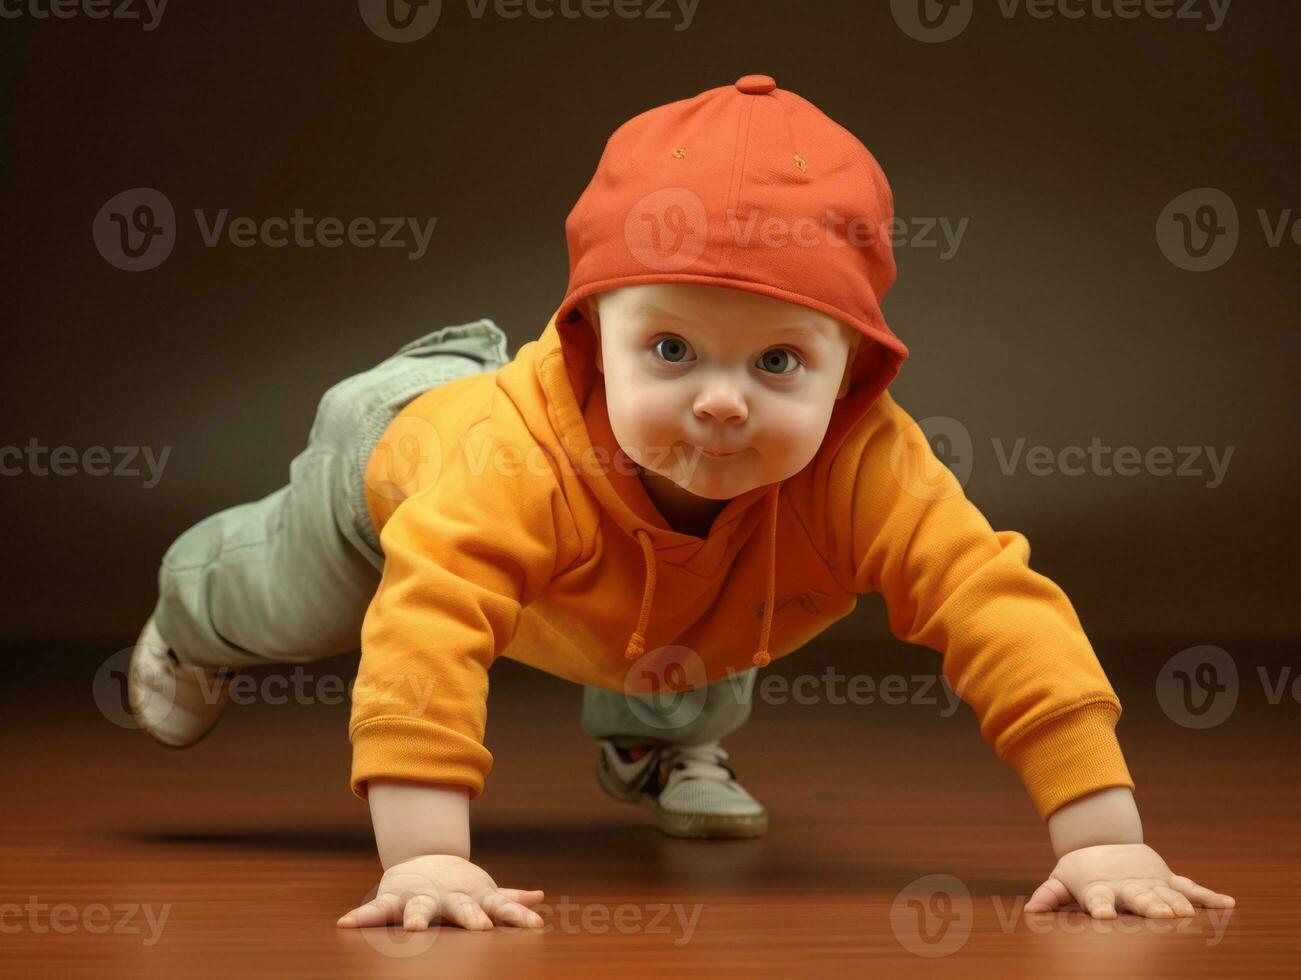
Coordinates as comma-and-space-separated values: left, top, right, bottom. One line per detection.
652, 805, 769, 840
596, 750, 770, 839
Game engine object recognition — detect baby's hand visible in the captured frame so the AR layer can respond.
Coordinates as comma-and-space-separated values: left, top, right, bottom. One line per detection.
1024, 843, 1236, 919
336, 854, 546, 931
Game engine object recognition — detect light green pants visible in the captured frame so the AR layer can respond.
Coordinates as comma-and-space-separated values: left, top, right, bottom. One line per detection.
152, 318, 756, 746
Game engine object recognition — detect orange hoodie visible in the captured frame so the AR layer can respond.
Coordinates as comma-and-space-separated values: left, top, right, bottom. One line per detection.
348, 74, 1134, 822
348, 306, 1134, 821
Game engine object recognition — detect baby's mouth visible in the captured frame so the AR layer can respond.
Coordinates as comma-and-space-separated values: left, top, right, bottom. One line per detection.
694, 443, 743, 459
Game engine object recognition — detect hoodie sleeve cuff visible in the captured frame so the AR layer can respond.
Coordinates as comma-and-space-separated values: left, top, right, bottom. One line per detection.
1001, 701, 1135, 821
349, 717, 494, 802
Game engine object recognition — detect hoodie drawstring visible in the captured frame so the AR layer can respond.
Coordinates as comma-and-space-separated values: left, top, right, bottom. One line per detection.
624, 483, 781, 671
752, 483, 779, 668
624, 528, 658, 660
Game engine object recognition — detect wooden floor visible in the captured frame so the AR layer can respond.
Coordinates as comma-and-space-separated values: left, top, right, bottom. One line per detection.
2, 638, 1295, 978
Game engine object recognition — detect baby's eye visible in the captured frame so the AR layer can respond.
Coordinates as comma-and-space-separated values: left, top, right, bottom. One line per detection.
653, 336, 694, 364
757, 347, 800, 375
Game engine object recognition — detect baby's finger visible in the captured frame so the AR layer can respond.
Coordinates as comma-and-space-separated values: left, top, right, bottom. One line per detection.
1117, 883, 1173, 918
482, 891, 545, 927
1153, 885, 1195, 917
1170, 875, 1236, 909
1080, 883, 1117, 919
337, 892, 403, 928
496, 888, 546, 907
1024, 878, 1070, 913
440, 890, 493, 931
402, 894, 440, 931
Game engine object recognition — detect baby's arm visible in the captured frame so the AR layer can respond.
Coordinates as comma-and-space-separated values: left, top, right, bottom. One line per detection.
831, 393, 1234, 918
368, 779, 471, 865
1046, 785, 1141, 856
338, 419, 577, 932
336, 780, 545, 931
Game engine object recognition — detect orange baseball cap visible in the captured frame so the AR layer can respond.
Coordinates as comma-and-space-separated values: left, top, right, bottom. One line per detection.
555, 73, 909, 376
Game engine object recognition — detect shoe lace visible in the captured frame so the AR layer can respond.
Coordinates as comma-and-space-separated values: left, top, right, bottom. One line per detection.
659, 740, 734, 789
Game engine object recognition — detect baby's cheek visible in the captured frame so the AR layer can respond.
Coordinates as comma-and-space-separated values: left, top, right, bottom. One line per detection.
635, 420, 684, 463
750, 432, 819, 483
764, 408, 822, 455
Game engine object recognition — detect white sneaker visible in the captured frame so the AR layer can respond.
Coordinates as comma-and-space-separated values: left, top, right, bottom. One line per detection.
596, 739, 769, 839
128, 613, 236, 748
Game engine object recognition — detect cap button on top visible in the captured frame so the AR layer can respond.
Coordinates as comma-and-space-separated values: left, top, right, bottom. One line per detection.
735, 74, 777, 95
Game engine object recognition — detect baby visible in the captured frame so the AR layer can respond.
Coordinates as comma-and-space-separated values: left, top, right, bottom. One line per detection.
128, 74, 1235, 933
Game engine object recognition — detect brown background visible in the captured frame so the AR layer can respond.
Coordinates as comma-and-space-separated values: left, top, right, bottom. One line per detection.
3, 1, 1297, 653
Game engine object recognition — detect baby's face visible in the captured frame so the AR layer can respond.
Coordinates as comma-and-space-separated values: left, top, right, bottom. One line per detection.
586, 282, 856, 500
